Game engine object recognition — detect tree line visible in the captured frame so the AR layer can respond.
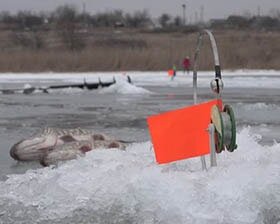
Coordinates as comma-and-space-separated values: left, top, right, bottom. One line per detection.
1, 5, 279, 31
0, 5, 279, 51
210, 14, 280, 30
0, 5, 152, 30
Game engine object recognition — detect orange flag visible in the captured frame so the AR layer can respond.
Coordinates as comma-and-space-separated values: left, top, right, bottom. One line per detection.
147, 99, 222, 164
168, 70, 174, 76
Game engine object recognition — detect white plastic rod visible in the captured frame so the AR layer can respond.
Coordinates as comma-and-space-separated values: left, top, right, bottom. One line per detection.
205, 30, 220, 68
192, 29, 222, 170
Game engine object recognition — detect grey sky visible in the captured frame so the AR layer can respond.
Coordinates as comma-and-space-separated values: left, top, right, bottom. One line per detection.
0, 0, 279, 21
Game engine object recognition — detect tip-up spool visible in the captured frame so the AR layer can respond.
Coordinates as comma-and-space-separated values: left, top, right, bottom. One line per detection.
211, 104, 237, 153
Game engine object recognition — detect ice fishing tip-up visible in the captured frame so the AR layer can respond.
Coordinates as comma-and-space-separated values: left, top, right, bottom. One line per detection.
147, 30, 237, 171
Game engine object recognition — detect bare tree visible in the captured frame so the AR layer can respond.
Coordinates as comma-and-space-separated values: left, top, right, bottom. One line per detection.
16, 11, 44, 30
159, 13, 171, 28
53, 5, 85, 51
125, 10, 151, 28
174, 16, 183, 27
91, 10, 124, 27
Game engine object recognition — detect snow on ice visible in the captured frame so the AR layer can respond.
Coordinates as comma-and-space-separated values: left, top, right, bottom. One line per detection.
0, 70, 279, 223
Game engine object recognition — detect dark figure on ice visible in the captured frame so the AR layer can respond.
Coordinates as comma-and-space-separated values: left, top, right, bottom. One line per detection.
182, 56, 191, 74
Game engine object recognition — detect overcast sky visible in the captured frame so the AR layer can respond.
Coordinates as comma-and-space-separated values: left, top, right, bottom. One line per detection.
1, 0, 279, 21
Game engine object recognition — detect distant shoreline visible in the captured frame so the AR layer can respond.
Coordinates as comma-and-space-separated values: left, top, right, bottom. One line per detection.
0, 29, 279, 72
0, 69, 279, 77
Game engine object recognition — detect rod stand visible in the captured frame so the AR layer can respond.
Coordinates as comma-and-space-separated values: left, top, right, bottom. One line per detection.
208, 124, 217, 167
200, 156, 207, 171
192, 29, 221, 170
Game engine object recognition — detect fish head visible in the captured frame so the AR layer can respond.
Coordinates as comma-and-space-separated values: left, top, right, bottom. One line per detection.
10, 134, 57, 161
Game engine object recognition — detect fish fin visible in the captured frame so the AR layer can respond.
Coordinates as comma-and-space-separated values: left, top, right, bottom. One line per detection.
93, 134, 105, 140
60, 135, 77, 143
108, 141, 120, 148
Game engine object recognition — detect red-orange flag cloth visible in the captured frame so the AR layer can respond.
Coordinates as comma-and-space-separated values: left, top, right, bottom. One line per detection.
147, 99, 222, 164
168, 70, 174, 76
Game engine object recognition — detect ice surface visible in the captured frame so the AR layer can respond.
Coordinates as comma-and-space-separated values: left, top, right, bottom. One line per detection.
237, 102, 280, 110
0, 70, 280, 90
0, 70, 280, 223
235, 102, 280, 126
0, 128, 279, 223
47, 87, 84, 94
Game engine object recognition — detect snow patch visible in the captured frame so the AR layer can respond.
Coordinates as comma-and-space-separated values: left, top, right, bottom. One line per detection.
99, 80, 152, 95
0, 128, 279, 223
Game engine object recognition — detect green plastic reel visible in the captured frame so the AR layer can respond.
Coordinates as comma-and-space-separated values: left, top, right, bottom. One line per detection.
210, 104, 237, 153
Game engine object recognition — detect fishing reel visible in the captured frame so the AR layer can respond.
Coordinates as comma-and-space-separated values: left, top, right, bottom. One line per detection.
210, 78, 237, 153
211, 104, 237, 153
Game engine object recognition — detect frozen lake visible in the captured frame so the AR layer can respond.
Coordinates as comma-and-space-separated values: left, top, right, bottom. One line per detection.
0, 71, 280, 223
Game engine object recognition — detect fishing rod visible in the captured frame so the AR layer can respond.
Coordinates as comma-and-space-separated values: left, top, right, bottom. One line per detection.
192, 29, 237, 170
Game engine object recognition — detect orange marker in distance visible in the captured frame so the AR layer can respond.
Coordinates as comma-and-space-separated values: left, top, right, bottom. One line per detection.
168, 69, 174, 76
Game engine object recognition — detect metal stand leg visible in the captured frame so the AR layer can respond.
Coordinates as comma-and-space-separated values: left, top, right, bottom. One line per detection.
209, 124, 217, 167
200, 156, 207, 170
